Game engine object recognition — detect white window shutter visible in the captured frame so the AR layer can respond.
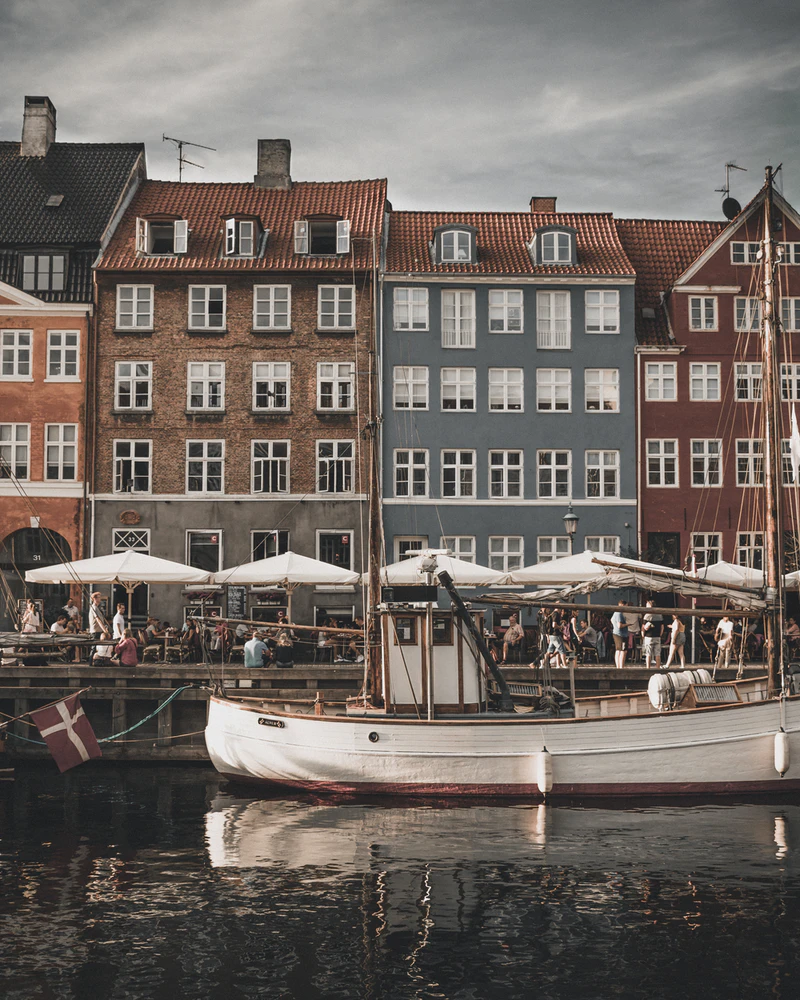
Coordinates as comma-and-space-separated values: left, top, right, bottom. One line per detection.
225, 218, 236, 255
174, 220, 188, 254
136, 218, 148, 254
336, 220, 351, 254
294, 220, 308, 254
239, 221, 254, 257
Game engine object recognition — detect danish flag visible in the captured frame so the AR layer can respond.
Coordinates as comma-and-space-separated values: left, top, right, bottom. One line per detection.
30, 693, 102, 772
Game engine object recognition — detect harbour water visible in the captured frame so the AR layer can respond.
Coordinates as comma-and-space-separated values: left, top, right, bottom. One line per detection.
2, 764, 799, 999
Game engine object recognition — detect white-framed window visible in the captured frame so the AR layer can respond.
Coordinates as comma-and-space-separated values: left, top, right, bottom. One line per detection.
189, 286, 226, 330
536, 291, 571, 349
490, 450, 523, 498
585, 290, 619, 333
441, 367, 476, 411
294, 219, 350, 255
646, 439, 678, 487
689, 296, 718, 331
781, 298, 800, 332
21, 253, 65, 291
736, 531, 763, 570
736, 438, 764, 486
691, 439, 722, 487
488, 368, 523, 411
1, 331, 32, 379
187, 530, 222, 573
440, 535, 476, 563
44, 424, 77, 481
781, 363, 800, 401
394, 449, 429, 498
252, 529, 289, 561
393, 288, 429, 331
253, 286, 291, 330
317, 363, 354, 411
116, 285, 154, 330
186, 440, 224, 494
586, 535, 620, 556
113, 439, 151, 493
585, 450, 619, 498
136, 218, 188, 255
441, 449, 476, 498
644, 361, 676, 401
0, 424, 29, 480
46, 331, 80, 381
317, 440, 354, 493
540, 232, 572, 264
394, 536, 427, 561
187, 362, 225, 411
252, 440, 290, 494
318, 285, 355, 330
393, 366, 428, 410
735, 362, 762, 401
731, 241, 760, 264
689, 362, 720, 401
441, 290, 476, 348
441, 230, 473, 262
536, 368, 571, 411
537, 450, 571, 498
537, 536, 570, 562
780, 243, 800, 264
782, 440, 795, 486
318, 530, 353, 570
692, 532, 721, 568
113, 528, 151, 553
735, 296, 761, 332
488, 289, 523, 333
225, 218, 255, 257
489, 536, 524, 572
252, 361, 290, 410
585, 368, 619, 412
114, 362, 152, 411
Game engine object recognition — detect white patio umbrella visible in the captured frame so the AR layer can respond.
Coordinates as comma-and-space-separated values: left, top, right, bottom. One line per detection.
374, 549, 509, 588
25, 550, 212, 620
697, 560, 765, 589
507, 549, 609, 587
213, 550, 360, 621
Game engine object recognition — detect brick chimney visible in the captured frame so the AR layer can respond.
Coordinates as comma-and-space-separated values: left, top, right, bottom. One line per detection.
254, 139, 292, 189
21, 96, 56, 157
530, 196, 557, 213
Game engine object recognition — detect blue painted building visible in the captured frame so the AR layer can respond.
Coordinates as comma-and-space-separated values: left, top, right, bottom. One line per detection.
380, 197, 637, 596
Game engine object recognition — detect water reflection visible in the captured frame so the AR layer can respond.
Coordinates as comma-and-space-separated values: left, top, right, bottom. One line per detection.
2, 765, 800, 1000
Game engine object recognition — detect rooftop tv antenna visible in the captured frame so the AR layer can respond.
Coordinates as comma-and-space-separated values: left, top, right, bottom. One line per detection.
715, 162, 747, 220
162, 134, 216, 182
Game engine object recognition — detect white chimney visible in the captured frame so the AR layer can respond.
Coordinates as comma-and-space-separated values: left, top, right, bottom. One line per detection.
21, 96, 57, 157
254, 139, 291, 189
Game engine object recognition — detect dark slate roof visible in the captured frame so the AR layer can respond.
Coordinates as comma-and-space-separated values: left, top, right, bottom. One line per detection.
0, 141, 144, 246
0, 249, 96, 302
615, 218, 725, 345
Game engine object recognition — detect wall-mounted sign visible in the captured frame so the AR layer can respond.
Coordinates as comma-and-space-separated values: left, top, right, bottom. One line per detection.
119, 510, 141, 525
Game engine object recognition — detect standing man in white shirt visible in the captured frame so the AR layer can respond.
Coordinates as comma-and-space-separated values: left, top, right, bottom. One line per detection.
715, 615, 735, 668
112, 602, 127, 639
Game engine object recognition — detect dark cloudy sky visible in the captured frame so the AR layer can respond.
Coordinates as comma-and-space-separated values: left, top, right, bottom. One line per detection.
1, 0, 798, 219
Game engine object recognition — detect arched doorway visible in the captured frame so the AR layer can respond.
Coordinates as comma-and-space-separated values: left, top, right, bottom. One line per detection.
0, 528, 72, 630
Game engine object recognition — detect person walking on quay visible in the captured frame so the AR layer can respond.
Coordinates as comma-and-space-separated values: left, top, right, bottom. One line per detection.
115, 628, 139, 667
112, 602, 126, 639
20, 599, 40, 633
715, 614, 735, 669
540, 611, 567, 670
611, 601, 629, 669
664, 614, 686, 669
642, 600, 663, 670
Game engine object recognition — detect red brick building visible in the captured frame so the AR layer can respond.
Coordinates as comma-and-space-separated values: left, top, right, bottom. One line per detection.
91, 141, 387, 626
617, 183, 800, 582
0, 97, 143, 628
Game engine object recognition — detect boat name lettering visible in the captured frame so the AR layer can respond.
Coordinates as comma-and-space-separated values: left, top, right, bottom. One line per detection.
258, 717, 285, 728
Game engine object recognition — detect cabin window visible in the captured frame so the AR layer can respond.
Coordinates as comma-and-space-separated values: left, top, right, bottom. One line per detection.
391, 615, 418, 645
433, 613, 453, 645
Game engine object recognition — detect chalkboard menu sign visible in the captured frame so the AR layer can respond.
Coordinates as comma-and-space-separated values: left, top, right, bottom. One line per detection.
226, 586, 247, 620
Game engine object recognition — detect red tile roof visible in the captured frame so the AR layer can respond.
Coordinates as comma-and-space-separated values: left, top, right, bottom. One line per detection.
615, 218, 725, 345
385, 211, 635, 276
99, 178, 388, 272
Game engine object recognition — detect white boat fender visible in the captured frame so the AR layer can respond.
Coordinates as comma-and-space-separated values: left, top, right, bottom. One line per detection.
536, 747, 553, 797
775, 729, 790, 777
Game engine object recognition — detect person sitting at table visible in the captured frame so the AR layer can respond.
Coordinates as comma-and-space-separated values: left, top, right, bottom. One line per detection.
274, 633, 294, 668
181, 618, 204, 662
50, 614, 69, 635
115, 628, 139, 667
340, 634, 363, 663
145, 617, 162, 641
244, 631, 270, 668
501, 614, 525, 663
94, 631, 115, 665
63, 597, 81, 625
20, 599, 40, 633
578, 619, 598, 656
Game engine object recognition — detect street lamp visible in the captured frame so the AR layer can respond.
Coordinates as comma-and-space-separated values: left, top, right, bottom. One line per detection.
562, 502, 579, 555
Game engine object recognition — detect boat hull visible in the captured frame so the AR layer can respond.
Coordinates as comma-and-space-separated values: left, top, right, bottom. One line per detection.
205, 695, 800, 798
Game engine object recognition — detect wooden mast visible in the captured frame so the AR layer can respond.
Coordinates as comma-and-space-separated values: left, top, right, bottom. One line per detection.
761, 165, 783, 695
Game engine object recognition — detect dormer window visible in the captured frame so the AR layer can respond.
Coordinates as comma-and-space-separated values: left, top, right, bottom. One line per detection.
20, 253, 66, 291
531, 226, 577, 266
294, 218, 351, 255
136, 218, 188, 256
433, 225, 478, 265
225, 218, 256, 257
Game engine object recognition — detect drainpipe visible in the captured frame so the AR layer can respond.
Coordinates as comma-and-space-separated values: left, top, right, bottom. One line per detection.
636, 350, 642, 556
